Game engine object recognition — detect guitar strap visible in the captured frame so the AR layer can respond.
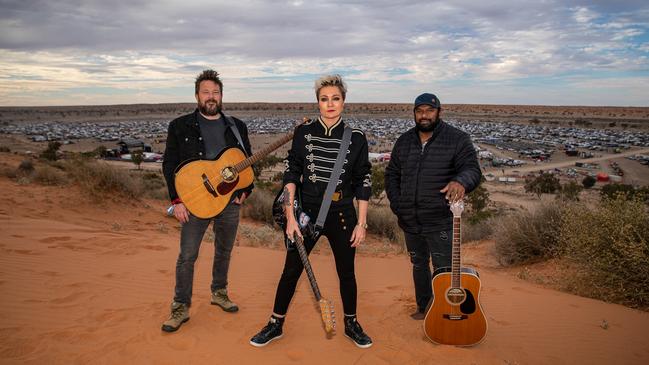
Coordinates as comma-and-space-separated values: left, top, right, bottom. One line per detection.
314, 125, 352, 233
225, 115, 248, 157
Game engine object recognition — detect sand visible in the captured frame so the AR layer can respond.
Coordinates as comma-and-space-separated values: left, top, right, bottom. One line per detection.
1, 170, 649, 364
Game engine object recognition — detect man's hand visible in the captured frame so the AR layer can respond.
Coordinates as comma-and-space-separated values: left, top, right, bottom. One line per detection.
233, 192, 248, 205
440, 181, 466, 202
173, 203, 190, 223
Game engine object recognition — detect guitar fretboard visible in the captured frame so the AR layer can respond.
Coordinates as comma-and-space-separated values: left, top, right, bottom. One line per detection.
233, 119, 307, 173
452, 216, 462, 288
294, 236, 323, 301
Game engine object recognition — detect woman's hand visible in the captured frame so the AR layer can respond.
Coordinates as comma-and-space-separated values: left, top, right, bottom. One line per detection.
285, 215, 302, 243
350, 224, 366, 247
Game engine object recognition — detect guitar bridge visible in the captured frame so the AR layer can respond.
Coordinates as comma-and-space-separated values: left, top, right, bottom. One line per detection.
443, 314, 468, 321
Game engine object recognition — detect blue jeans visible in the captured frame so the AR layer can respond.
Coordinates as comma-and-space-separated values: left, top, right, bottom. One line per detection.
173, 203, 240, 306
404, 230, 452, 312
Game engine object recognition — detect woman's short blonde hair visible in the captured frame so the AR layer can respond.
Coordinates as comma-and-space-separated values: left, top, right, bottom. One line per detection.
314, 74, 347, 100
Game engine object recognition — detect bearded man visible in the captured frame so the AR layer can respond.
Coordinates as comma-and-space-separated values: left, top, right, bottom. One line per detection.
161, 69, 253, 332
384, 93, 481, 320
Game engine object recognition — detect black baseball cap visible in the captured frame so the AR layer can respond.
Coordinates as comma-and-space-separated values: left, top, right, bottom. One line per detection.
414, 93, 441, 109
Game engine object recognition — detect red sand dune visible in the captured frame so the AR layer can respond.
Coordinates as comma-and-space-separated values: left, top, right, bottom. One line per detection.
0, 176, 648, 365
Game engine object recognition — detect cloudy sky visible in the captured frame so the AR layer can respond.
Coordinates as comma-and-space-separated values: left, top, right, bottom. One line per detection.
1, 0, 648, 106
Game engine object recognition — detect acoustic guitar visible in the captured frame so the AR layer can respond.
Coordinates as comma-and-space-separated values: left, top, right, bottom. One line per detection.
423, 200, 487, 346
174, 119, 307, 218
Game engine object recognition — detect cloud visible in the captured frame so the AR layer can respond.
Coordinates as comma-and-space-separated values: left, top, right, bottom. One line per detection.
0, 0, 648, 106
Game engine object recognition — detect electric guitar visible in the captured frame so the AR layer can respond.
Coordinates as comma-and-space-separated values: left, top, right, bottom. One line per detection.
273, 189, 335, 337
174, 118, 307, 219
423, 200, 488, 346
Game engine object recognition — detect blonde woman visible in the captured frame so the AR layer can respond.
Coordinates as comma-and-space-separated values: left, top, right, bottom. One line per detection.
250, 75, 373, 348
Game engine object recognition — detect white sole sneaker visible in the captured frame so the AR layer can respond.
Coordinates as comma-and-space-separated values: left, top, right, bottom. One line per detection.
344, 333, 373, 348
249, 333, 284, 347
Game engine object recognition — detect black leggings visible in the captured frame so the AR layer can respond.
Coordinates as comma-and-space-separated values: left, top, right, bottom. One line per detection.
272, 204, 358, 316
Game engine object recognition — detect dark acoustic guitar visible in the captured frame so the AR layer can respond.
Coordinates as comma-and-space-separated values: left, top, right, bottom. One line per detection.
174, 118, 307, 219
423, 200, 487, 346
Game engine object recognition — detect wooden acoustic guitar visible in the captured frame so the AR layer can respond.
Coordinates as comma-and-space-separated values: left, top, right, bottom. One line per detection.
174, 119, 307, 218
423, 200, 487, 346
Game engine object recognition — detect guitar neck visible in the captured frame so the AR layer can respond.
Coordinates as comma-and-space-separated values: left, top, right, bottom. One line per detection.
294, 236, 323, 301
232, 128, 297, 173
451, 216, 462, 288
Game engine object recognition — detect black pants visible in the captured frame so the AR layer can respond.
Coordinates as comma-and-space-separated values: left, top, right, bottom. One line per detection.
272, 204, 358, 316
404, 230, 453, 312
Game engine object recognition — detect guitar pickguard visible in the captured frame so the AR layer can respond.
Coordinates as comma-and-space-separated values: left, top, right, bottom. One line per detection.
217, 176, 240, 195
460, 288, 477, 314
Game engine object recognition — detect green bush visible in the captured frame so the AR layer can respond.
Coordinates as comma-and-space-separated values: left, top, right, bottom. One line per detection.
582, 175, 596, 189
525, 172, 561, 198
494, 203, 564, 265
559, 196, 649, 308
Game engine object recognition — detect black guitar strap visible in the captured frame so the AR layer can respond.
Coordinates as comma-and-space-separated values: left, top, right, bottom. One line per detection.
225, 115, 248, 157
314, 125, 352, 233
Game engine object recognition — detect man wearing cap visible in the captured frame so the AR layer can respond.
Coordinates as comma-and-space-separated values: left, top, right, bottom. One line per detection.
384, 93, 481, 320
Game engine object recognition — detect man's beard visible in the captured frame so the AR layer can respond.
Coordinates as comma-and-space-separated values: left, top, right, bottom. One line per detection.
198, 99, 222, 116
415, 115, 440, 132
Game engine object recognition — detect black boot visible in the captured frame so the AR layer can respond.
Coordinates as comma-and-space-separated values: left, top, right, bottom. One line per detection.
344, 315, 373, 348
250, 315, 284, 347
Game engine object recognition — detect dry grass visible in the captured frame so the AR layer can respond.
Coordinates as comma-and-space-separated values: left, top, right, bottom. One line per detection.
241, 187, 277, 226
559, 196, 649, 308
494, 203, 564, 266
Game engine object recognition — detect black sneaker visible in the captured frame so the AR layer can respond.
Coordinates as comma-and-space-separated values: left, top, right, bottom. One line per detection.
250, 316, 284, 347
344, 316, 372, 348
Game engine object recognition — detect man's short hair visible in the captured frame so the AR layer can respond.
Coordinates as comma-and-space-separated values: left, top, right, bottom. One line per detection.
195, 69, 223, 94
314, 74, 347, 100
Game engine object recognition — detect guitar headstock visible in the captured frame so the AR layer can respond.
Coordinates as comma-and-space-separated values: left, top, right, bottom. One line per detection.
318, 298, 336, 337
450, 200, 464, 218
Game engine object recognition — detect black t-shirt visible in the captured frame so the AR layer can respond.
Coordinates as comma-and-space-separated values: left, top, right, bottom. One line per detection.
198, 113, 228, 159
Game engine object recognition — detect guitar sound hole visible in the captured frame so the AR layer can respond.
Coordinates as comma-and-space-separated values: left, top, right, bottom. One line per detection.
446, 288, 466, 305
221, 166, 237, 182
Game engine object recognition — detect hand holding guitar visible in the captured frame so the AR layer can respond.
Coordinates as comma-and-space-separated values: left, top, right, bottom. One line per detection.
441, 181, 466, 202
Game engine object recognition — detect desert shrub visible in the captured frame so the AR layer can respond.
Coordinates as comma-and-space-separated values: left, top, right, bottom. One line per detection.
18, 159, 35, 174
63, 159, 146, 200
524, 172, 561, 198
40, 141, 62, 161
462, 217, 494, 243
494, 203, 564, 265
466, 183, 490, 214
601, 183, 648, 202
559, 196, 649, 308
241, 187, 276, 226
366, 205, 404, 245
371, 163, 386, 201
582, 175, 596, 189
0, 146, 10, 153
557, 181, 583, 201
33, 165, 68, 185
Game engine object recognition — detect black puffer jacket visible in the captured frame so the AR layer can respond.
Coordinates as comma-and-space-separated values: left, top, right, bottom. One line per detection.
384, 120, 481, 233
162, 109, 253, 203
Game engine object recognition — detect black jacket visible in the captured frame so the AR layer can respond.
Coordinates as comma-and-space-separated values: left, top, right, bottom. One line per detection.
384, 120, 481, 233
162, 109, 254, 203
283, 117, 372, 210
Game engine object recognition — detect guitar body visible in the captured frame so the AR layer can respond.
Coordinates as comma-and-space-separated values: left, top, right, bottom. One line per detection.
424, 267, 487, 346
174, 147, 254, 219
